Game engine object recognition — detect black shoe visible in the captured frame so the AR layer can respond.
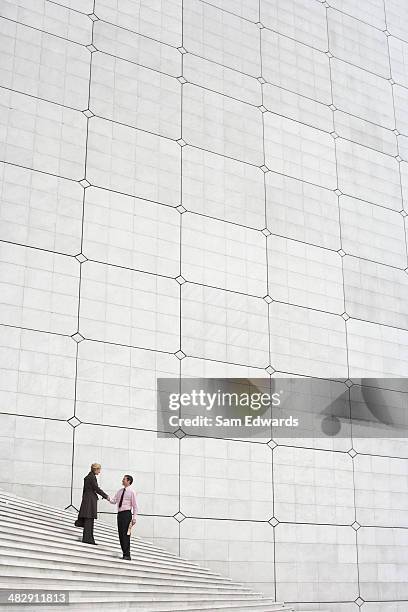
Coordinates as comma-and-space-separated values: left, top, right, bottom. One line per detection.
122, 555, 131, 560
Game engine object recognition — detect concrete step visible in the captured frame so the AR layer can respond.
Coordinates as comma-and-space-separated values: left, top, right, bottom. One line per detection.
0, 508, 217, 576
0, 586, 289, 612
0, 535, 236, 585
0, 581, 278, 605
0, 499, 217, 576
69, 592, 284, 605
0, 524, 255, 596
0, 535, 250, 597
0, 549, 262, 593
0, 507, 185, 574
0, 585, 292, 611
0, 525, 234, 577
0, 588, 292, 612
1, 604, 291, 612
3, 594, 285, 608
0, 501, 199, 568
2, 493, 172, 555
0, 488, 295, 611
0, 516, 259, 596
0, 566, 257, 595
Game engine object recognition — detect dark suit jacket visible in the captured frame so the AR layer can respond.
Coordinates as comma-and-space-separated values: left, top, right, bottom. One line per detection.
78, 471, 108, 519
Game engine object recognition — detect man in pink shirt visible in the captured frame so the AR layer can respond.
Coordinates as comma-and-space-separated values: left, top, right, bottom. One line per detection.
108, 474, 138, 560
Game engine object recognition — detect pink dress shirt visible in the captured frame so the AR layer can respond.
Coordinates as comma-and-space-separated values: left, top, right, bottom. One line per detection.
109, 486, 138, 518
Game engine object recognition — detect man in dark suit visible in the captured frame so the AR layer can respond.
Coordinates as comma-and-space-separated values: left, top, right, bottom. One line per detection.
76, 462, 109, 545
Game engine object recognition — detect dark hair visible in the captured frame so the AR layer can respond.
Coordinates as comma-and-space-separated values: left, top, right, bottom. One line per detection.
124, 474, 133, 485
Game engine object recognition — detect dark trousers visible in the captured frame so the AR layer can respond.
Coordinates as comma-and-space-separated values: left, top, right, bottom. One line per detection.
117, 510, 131, 558
82, 518, 95, 544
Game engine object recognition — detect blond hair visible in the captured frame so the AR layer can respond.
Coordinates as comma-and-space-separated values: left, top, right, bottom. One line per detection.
91, 463, 101, 473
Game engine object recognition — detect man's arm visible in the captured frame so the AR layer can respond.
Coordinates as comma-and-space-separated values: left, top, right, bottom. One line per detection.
131, 490, 138, 524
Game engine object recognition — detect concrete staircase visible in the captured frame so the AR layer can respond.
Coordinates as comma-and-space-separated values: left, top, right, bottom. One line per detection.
0, 489, 295, 612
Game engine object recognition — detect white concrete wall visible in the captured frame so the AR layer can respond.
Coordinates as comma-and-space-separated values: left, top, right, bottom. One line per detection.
0, 0, 408, 610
